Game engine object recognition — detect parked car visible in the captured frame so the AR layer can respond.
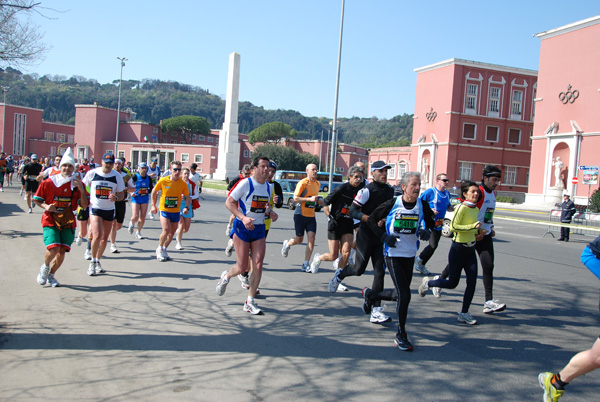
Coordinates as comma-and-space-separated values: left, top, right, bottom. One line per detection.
441, 193, 461, 237
277, 179, 323, 212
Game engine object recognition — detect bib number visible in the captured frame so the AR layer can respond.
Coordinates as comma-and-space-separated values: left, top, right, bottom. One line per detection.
250, 195, 269, 213
393, 213, 418, 234
484, 208, 495, 224
95, 185, 112, 200
164, 196, 178, 209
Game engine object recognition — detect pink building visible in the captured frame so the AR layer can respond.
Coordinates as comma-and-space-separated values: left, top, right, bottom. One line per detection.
527, 15, 600, 206
0, 104, 75, 158
369, 59, 537, 199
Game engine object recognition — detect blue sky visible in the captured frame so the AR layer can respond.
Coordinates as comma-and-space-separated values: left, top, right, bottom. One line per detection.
29, 1, 600, 120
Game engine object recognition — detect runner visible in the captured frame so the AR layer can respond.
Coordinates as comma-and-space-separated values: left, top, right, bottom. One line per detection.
360, 171, 435, 351
216, 156, 277, 315
414, 173, 452, 275
38, 156, 62, 179
224, 165, 252, 256
310, 165, 364, 290
73, 165, 91, 248
78, 158, 92, 176
33, 148, 88, 287
0, 152, 6, 192
174, 167, 199, 250
17, 156, 29, 196
150, 160, 190, 262
128, 162, 153, 240
328, 160, 395, 324
22, 154, 44, 213
6, 155, 15, 186
82, 153, 126, 275
418, 180, 485, 326
108, 159, 135, 253
281, 163, 322, 272
146, 157, 161, 220
539, 234, 600, 402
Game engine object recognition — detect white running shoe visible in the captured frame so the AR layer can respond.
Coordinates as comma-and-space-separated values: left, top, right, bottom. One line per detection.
281, 240, 290, 258
84, 249, 92, 260
328, 268, 342, 293
94, 261, 105, 274
163, 249, 171, 260
370, 307, 391, 324
75, 236, 82, 246
37, 264, 50, 285
156, 247, 167, 262
225, 239, 234, 257
332, 257, 340, 270
175, 242, 183, 250
414, 256, 431, 275
216, 271, 229, 296
431, 275, 442, 298
337, 282, 348, 292
128, 224, 134, 235
243, 300, 263, 315
238, 274, 250, 289
28, 207, 32, 214
483, 299, 506, 314
458, 312, 477, 325
134, 231, 143, 240
418, 276, 430, 297
87, 262, 96, 276
47, 273, 60, 287
310, 253, 321, 274
147, 213, 154, 220
225, 224, 233, 236
110, 243, 119, 253
19, 189, 23, 196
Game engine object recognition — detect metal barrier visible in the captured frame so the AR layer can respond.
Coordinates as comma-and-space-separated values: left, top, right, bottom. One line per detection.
543, 209, 600, 238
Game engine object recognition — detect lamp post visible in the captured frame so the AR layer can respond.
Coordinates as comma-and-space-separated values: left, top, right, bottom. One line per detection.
114, 57, 127, 156
1, 86, 8, 153
328, 0, 344, 192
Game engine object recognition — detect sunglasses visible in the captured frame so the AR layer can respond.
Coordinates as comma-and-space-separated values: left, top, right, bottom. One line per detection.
441, 179, 449, 182
104, 161, 114, 165
172, 168, 182, 172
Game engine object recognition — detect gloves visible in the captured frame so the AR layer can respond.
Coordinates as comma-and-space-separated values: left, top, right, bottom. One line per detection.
327, 217, 338, 232
380, 233, 397, 248
419, 229, 431, 241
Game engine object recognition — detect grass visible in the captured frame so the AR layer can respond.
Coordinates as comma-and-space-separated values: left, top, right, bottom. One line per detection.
202, 180, 228, 191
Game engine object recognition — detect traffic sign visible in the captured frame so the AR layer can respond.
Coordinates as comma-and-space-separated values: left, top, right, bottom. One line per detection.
572, 177, 579, 184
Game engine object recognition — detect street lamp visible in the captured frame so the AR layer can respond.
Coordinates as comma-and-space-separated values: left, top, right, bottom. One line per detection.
1, 86, 8, 153
114, 57, 127, 156
328, 0, 344, 192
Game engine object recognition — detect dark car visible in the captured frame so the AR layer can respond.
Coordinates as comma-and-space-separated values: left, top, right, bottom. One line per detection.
277, 179, 323, 212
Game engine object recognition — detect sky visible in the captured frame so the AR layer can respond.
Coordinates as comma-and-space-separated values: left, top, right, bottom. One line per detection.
24, 1, 600, 120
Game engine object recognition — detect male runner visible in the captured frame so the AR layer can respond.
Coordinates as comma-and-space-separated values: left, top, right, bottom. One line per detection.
23, 154, 44, 213
0, 152, 6, 192
39, 156, 62, 180
281, 163, 322, 272
328, 160, 395, 323
146, 157, 161, 220
128, 162, 153, 239
82, 153, 125, 275
108, 159, 135, 253
150, 160, 190, 262
414, 173, 452, 275
216, 156, 277, 315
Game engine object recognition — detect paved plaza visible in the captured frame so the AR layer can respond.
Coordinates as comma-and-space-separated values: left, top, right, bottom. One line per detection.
1, 184, 599, 401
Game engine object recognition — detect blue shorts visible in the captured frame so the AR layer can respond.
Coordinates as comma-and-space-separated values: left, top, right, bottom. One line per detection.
232, 218, 266, 243
294, 214, 317, 237
160, 211, 181, 223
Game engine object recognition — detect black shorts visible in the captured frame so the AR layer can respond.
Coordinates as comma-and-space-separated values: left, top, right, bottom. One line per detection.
91, 208, 115, 222
25, 180, 39, 193
76, 207, 90, 221
327, 219, 354, 240
114, 201, 126, 224
293, 214, 317, 237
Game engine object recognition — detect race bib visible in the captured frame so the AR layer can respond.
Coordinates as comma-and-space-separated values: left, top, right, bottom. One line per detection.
95, 185, 112, 199
341, 204, 351, 217
138, 188, 148, 196
393, 213, 418, 234
435, 217, 444, 229
53, 195, 72, 212
484, 208, 495, 224
250, 195, 269, 213
164, 196, 179, 209
305, 201, 316, 209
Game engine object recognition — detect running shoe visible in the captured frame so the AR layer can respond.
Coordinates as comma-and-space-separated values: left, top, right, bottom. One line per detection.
370, 306, 391, 324
19, 189, 23, 196
147, 212, 154, 220
243, 300, 263, 315
134, 231, 143, 240
337, 282, 348, 292
538, 372, 564, 402
216, 270, 229, 296
328, 268, 342, 293
225, 224, 232, 236
281, 240, 290, 258
75, 236, 82, 246
47, 273, 60, 287
414, 256, 431, 275
163, 249, 172, 261
332, 257, 340, 270
156, 247, 166, 262
175, 242, 184, 250
87, 262, 96, 276
238, 274, 250, 289
362, 287, 373, 315
483, 299, 506, 314
110, 243, 119, 253
301, 261, 310, 272
37, 264, 50, 285
394, 333, 413, 352
95, 261, 105, 274
431, 275, 442, 298
28, 207, 32, 214
418, 276, 430, 297
225, 239, 234, 257
309, 253, 321, 274
84, 249, 92, 260
128, 224, 134, 235
457, 312, 477, 325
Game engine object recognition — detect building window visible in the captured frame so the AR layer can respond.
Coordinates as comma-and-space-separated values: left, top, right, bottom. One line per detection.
486, 126, 499, 142
153, 127, 158, 134
194, 154, 203, 163
50, 146, 56, 156
58, 147, 65, 155
181, 153, 189, 162
243, 150, 249, 157
388, 163, 396, 179
337, 167, 344, 173
192, 134, 197, 140
529, 130, 533, 146
44, 131, 54, 141
105, 150, 113, 155
462, 123, 476, 140
57, 133, 66, 142
67, 134, 75, 143
466, 83, 478, 111
398, 162, 407, 178
118, 151, 125, 159
489, 87, 501, 113
511, 90, 523, 118
207, 137, 214, 143
198, 135, 205, 142
459, 162, 472, 181
505, 166, 517, 185
526, 168, 529, 186
13, 113, 26, 155
508, 128, 521, 144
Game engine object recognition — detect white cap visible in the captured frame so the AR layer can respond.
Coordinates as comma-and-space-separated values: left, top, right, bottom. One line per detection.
59, 147, 75, 167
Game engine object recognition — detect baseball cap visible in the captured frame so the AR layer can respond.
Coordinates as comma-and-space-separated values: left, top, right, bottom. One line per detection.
370, 160, 391, 171
269, 161, 278, 170
31, 154, 38, 160
103, 153, 115, 163
139, 162, 148, 169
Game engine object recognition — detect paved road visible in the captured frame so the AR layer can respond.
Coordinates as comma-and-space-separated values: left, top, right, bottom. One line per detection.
1, 184, 599, 401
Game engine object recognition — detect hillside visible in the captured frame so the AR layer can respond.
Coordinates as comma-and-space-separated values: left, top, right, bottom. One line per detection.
0, 67, 413, 148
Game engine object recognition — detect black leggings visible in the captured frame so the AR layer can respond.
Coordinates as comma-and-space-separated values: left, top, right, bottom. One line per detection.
339, 227, 386, 306
418, 229, 442, 265
431, 242, 478, 313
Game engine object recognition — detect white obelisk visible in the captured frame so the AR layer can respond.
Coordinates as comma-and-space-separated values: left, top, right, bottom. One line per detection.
214, 52, 241, 180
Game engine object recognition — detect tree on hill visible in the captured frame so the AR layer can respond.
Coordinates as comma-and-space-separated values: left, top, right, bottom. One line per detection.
251, 144, 318, 171
248, 121, 298, 145
160, 115, 210, 144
